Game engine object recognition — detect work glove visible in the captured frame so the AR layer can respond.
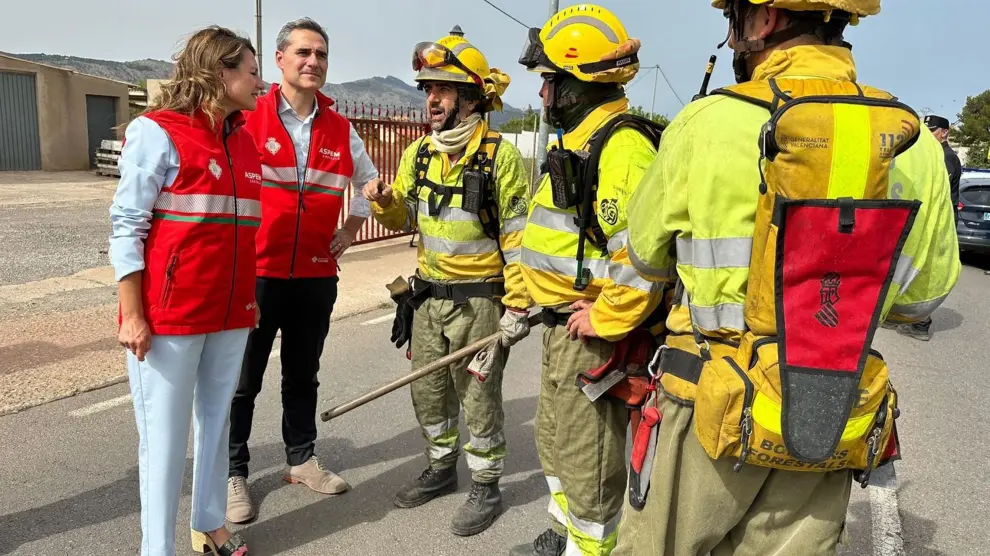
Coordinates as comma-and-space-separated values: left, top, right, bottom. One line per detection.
499, 308, 531, 347
385, 276, 415, 355
467, 339, 504, 383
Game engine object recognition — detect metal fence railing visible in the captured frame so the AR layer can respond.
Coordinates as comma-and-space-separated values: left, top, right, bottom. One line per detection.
333, 100, 430, 246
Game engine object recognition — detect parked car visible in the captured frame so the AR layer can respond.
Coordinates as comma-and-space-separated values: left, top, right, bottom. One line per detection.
957, 168, 990, 254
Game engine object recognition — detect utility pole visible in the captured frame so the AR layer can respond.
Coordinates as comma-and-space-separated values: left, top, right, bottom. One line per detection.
650, 65, 658, 121
535, 0, 559, 173
255, 0, 263, 80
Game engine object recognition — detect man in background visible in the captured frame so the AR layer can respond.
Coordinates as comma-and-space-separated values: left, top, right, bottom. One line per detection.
887, 114, 961, 341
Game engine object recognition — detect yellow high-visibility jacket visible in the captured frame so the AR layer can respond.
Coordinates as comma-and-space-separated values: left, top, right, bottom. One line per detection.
371, 121, 533, 311
519, 98, 664, 341
626, 45, 961, 341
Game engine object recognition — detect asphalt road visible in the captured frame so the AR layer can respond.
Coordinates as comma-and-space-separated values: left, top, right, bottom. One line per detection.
1, 251, 988, 556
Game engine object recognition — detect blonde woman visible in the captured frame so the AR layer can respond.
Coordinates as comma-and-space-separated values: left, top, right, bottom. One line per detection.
109, 25, 264, 556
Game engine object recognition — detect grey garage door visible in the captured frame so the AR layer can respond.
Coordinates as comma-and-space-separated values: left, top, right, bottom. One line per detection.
0, 72, 42, 171
86, 95, 117, 169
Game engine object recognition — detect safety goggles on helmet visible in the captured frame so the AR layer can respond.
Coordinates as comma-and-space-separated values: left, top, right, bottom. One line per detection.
518, 26, 639, 77
412, 41, 484, 88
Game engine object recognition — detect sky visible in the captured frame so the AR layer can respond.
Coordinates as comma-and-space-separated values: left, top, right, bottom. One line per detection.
1, 0, 984, 122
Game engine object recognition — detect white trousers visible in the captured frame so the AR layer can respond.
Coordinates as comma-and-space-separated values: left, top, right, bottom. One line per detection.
127, 328, 250, 556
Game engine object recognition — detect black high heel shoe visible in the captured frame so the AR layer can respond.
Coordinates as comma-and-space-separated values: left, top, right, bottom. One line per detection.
191, 529, 248, 555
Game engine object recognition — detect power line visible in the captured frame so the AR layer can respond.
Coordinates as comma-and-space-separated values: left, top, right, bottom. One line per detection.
655, 64, 686, 107
480, 0, 531, 29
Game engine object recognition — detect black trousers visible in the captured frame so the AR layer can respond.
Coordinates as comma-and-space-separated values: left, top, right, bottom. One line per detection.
228, 276, 338, 478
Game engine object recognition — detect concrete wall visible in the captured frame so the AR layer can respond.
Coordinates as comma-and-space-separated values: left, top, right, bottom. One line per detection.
0, 56, 130, 171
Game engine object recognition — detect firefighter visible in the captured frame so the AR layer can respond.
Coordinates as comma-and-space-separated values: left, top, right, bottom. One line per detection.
614, 1, 961, 554
511, 5, 667, 555
362, 29, 533, 537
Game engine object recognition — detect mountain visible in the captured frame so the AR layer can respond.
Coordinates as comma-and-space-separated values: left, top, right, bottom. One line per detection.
2, 52, 524, 126
1, 52, 173, 84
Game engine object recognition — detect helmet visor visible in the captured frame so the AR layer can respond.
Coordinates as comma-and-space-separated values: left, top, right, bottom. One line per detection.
412, 41, 484, 87
518, 28, 546, 69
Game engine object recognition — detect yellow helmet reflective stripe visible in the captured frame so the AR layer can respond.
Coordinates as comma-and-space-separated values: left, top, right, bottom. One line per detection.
710, 0, 880, 18
519, 4, 641, 84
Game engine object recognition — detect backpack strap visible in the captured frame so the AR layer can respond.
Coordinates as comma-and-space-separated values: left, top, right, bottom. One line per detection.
469, 130, 503, 243
414, 137, 465, 217
582, 114, 666, 253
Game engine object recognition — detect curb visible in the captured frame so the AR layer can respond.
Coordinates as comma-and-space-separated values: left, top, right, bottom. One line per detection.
0, 299, 396, 418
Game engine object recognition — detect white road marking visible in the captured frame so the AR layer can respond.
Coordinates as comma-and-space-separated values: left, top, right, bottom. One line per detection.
870, 485, 905, 556
361, 314, 394, 326
69, 394, 132, 417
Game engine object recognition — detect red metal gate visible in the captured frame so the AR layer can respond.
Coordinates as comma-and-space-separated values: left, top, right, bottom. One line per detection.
332, 100, 430, 246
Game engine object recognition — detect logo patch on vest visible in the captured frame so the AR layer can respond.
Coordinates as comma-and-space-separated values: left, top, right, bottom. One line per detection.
265, 137, 281, 155
312, 256, 330, 264
509, 196, 527, 215
814, 272, 841, 328
319, 148, 341, 160
599, 198, 619, 226
208, 158, 222, 180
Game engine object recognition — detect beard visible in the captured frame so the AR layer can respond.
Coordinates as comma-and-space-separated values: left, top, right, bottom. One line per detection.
428, 98, 461, 133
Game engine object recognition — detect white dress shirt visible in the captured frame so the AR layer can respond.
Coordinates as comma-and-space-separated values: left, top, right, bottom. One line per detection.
277, 95, 377, 219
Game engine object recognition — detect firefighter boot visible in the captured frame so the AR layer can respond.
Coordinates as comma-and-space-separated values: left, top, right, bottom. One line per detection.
450, 480, 504, 536
393, 466, 457, 508
509, 528, 566, 556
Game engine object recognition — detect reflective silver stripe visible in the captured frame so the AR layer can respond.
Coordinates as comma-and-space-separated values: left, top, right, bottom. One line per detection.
466, 452, 504, 471
501, 215, 527, 234
567, 510, 621, 541
892, 254, 920, 295
468, 432, 505, 452
522, 247, 609, 278
154, 192, 260, 219
628, 241, 676, 279
529, 205, 580, 234
305, 169, 348, 191
689, 301, 747, 331
503, 247, 521, 264
423, 418, 457, 439
891, 296, 947, 320
416, 66, 470, 82
609, 262, 657, 293
545, 476, 567, 526
450, 42, 473, 56
548, 499, 568, 526
546, 15, 619, 43
676, 237, 753, 269
421, 234, 499, 256
261, 164, 297, 183
418, 199, 480, 222
429, 444, 457, 460
607, 230, 629, 255
565, 538, 583, 556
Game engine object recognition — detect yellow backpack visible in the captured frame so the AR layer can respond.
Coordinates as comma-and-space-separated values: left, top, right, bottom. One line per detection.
690, 77, 921, 484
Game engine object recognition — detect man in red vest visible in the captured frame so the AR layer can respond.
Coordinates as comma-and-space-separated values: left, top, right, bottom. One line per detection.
226, 17, 383, 523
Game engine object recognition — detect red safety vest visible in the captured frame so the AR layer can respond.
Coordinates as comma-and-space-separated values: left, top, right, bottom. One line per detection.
244, 84, 356, 279
128, 109, 262, 336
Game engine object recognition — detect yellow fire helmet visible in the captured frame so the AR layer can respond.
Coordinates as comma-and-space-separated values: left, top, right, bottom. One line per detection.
711, 0, 880, 20
518, 4, 641, 84
412, 34, 510, 112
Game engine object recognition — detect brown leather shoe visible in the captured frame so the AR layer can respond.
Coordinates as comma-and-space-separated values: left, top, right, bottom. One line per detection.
283, 456, 349, 495
225, 476, 256, 524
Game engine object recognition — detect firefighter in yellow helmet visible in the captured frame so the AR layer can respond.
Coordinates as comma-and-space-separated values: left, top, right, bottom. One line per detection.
510, 5, 668, 556
612, 1, 960, 554
362, 28, 532, 537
